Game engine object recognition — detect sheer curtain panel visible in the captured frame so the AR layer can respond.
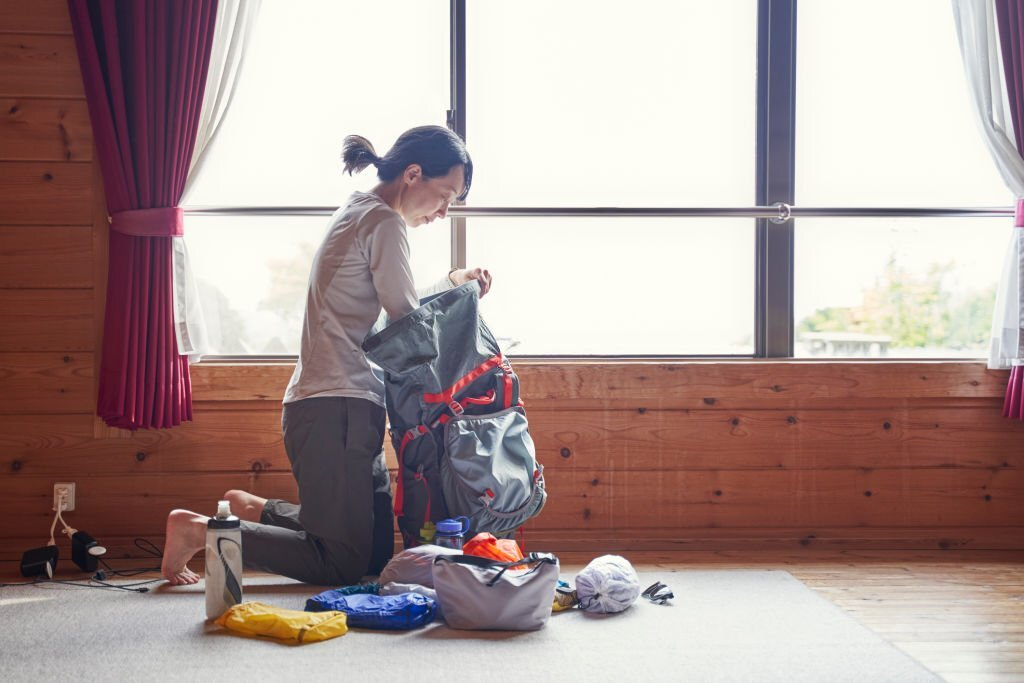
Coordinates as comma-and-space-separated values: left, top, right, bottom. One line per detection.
175, 0, 262, 359
953, 0, 1024, 419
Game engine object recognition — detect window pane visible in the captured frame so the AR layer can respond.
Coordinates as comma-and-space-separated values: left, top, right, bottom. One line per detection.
796, 0, 1008, 206
466, 0, 757, 206
184, 0, 449, 207
466, 218, 754, 355
184, 215, 450, 355
794, 218, 1004, 358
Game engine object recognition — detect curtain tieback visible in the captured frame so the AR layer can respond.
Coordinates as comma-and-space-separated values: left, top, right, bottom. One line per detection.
110, 207, 184, 237
1015, 199, 1024, 228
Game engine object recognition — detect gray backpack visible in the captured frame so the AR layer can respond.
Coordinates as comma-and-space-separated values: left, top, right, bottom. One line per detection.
363, 283, 547, 548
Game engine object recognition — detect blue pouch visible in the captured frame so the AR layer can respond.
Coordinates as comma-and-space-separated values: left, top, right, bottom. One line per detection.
305, 591, 437, 630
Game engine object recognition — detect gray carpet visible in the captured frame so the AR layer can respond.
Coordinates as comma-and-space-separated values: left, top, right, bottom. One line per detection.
0, 569, 938, 682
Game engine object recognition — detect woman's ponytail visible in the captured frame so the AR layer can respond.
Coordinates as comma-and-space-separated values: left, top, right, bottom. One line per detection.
341, 135, 380, 175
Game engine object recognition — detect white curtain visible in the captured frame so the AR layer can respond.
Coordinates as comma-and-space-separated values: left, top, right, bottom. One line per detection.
174, 0, 262, 359
952, 0, 1024, 370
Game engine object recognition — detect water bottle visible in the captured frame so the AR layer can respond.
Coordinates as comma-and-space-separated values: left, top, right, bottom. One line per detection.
434, 516, 470, 550
205, 500, 243, 619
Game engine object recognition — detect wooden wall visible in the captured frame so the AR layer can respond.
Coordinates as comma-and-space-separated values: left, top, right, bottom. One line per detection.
2, 1, 1024, 561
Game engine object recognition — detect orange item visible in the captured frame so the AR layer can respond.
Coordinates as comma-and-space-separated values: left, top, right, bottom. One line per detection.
463, 532, 524, 562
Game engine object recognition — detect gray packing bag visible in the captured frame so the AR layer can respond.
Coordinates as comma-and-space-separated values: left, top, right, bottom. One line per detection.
432, 552, 560, 630
362, 282, 547, 548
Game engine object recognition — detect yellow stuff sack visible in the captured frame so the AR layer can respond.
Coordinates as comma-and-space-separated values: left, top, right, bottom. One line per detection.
214, 601, 348, 643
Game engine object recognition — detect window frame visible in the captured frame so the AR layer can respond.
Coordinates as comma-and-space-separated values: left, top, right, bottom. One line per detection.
185, 0, 1012, 362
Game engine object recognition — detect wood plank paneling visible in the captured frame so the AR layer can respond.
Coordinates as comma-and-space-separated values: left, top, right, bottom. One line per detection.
0, 225, 92, 287
0, 34, 83, 97
0, 413, 94, 457
0, 290, 92, 351
2, 468, 1022, 543
0, 0, 73, 35
503, 529, 1024, 552
520, 362, 1009, 405
0, 161, 91, 224
535, 468, 1024, 529
6, 405, 1024, 476
0, 98, 91, 161
0, 473, 300, 538
4, 361, 1023, 551
189, 361, 1010, 407
530, 407, 1024, 470
0, 353, 92, 414
0, 409, 287, 475
190, 363, 294, 402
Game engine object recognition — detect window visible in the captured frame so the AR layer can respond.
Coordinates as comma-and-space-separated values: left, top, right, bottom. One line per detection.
184, 0, 1007, 359
793, 0, 1006, 358
184, 0, 449, 355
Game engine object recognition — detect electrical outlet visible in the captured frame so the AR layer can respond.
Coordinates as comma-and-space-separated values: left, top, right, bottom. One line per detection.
53, 482, 75, 512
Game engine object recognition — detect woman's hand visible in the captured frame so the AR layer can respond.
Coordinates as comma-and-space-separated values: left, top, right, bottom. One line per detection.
449, 267, 492, 297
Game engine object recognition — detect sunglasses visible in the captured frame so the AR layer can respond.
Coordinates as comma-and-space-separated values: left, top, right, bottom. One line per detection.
641, 581, 674, 605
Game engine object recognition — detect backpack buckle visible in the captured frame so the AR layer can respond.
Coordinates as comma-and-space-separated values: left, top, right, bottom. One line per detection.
448, 400, 464, 416
479, 488, 495, 507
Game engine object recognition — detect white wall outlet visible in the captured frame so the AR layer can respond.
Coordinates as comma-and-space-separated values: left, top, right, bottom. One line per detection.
53, 482, 75, 512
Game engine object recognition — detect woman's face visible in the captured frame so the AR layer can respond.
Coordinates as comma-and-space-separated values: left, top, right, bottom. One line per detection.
402, 164, 465, 227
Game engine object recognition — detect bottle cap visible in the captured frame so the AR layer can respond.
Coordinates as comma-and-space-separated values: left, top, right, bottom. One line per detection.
436, 519, 464, 534
208, 500, 240, 529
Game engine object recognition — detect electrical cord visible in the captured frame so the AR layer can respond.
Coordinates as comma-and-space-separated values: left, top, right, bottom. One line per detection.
0, 577, 155, 592
47, 490, 78, 547
4, 537, 167, 593
98, 559, 160, 577
16, 486, 165, 594
97, 538, 164, 577
46, 578, 157, 593
134, 538, 163, 558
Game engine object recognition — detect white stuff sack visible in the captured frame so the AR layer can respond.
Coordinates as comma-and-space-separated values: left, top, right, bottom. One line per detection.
574, 554, 641, 614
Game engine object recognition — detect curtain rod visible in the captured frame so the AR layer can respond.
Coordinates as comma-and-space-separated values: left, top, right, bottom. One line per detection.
183, 205, 1015, 221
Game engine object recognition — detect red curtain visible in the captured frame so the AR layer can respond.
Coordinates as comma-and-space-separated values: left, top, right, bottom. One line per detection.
996, 0, 1024, 420
68, 0, 217, 429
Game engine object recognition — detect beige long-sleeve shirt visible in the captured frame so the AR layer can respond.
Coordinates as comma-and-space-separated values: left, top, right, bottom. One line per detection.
283, 191, 449, 407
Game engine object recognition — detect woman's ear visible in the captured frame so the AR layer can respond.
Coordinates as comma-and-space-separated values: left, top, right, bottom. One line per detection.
403, 163, 422, 184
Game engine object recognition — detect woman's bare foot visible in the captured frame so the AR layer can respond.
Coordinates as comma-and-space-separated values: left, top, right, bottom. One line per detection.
223, 489, 268, 523
161, 509, 208, 585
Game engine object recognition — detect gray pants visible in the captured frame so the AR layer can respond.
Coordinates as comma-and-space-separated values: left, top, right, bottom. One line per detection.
239, 396, 395, 585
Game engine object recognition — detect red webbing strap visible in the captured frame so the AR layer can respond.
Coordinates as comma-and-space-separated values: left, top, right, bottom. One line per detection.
395, 426, 428, 517
432, 390, 497, 428
423, 355, 503, 404
462, 390, 495, 406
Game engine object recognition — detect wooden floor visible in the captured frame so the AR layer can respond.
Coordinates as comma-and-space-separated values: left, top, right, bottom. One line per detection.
3, 549, 1022, 682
